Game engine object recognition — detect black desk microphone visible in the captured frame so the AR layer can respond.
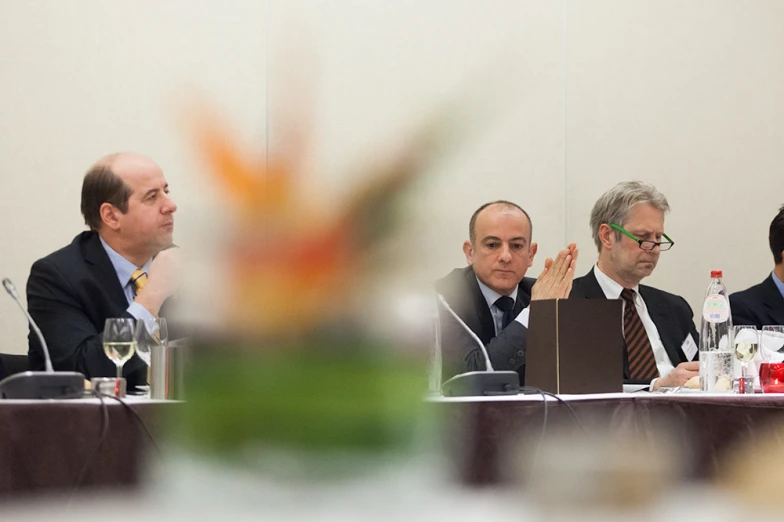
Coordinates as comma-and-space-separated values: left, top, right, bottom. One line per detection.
436, 294, 519, 397
0, 278, 85, 399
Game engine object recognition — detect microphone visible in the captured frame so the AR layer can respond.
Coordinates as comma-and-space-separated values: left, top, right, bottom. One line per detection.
0, 278, 85, 399
436, 293, 519, 397
4, 278, 54, 372
437, 294, 494, 371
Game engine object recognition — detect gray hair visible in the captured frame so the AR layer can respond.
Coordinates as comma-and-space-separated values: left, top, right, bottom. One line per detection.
590, 181, 670, 252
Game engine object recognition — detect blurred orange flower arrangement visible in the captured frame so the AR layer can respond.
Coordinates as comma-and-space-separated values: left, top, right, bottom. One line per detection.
188, 104, 457, 338
175, 101, 464, 459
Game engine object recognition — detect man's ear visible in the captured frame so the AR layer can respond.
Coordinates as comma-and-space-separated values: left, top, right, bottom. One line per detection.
463, 240, 474, 265
528, 242, 538, 267
598, 223, 614, 250
99, 202, 121, 231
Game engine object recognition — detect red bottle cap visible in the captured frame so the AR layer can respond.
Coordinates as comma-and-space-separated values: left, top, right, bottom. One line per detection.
711, 270, 723, 278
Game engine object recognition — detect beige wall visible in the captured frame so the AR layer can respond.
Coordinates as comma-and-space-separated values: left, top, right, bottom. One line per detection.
566, 0, 784, 316
0, 0, 782, 355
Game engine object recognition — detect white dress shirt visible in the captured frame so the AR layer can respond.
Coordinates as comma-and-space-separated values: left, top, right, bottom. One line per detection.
593, 265, 676, 384
475, 277, 530, 335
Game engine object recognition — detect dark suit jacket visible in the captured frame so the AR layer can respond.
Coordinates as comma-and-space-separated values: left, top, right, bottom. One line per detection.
730, 274, 784, 329
26, 231, 151, 389
569, 267, 699, 381
434, 266, 535, 384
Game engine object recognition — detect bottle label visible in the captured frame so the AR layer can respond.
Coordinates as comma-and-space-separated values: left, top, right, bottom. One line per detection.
702, 294, 729, 323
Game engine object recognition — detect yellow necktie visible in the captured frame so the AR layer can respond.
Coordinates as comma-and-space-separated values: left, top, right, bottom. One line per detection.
131, 269, 148, 296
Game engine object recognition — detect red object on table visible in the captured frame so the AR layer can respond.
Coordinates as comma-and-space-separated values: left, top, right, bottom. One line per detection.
759, 363, 784, 393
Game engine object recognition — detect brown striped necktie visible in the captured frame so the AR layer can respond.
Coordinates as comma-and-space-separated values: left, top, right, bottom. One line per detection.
621, 288, 659, 380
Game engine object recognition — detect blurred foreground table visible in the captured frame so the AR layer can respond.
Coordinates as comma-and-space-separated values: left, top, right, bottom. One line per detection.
0, 397, 175, 496
431, 392, 784, 485
5, 392, 784, 496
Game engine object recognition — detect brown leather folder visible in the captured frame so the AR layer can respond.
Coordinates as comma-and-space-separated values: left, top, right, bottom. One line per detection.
526, 299, 624, 394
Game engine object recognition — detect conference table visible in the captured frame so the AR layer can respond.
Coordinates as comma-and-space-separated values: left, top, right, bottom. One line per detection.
429, 391, 784, 486
2, 392, 784, 496
0, 396, 175, 496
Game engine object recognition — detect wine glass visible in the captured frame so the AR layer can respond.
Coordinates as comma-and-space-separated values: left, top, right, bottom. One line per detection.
103, 318, 139, 379
733, 325, 758, 393
759, 325, 784, 393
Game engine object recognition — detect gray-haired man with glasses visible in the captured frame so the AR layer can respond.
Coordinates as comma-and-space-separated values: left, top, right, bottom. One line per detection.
570, 181, 699, 391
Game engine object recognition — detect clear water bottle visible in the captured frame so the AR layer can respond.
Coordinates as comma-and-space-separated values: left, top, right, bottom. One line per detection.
699, 270, 734, 392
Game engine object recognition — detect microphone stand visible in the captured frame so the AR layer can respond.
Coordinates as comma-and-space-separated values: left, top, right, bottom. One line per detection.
0, 278, 85, 399
436, 294, 519, 397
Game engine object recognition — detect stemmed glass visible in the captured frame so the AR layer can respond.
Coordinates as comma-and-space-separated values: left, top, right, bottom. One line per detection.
733, 325, 758, 393
759, 325, 784, 393
103, 318, 140, 379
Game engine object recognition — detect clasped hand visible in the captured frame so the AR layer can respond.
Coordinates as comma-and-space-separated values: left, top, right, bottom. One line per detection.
531, 243, 578, 301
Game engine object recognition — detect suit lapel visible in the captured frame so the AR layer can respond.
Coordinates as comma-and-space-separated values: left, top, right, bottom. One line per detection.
81, 232, 130, 311
463, 268, 496, 344
761, 276, 784, 325
512, 291, 525, 318
577, 267, 608, 299
639, 285, 684, 365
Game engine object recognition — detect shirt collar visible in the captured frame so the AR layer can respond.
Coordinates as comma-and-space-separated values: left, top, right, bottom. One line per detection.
99, 236, 152, 288
475, 275, 518, 310
771, 271, 784, 301
593, 264, 640, 299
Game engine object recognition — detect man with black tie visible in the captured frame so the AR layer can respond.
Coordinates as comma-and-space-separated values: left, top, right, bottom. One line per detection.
731, 205, 784, 328
26, 153, 182, 389
569, 182, 699, 391
435, 200, 577, 384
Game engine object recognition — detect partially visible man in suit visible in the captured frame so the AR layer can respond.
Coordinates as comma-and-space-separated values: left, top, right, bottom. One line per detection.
569, 182, 699, 391
731, 205, 784, 328
27, 153, 182, 389
435, 201, 577, 384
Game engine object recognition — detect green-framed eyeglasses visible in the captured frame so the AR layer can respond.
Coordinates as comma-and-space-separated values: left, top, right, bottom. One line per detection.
609, 223, 674, 252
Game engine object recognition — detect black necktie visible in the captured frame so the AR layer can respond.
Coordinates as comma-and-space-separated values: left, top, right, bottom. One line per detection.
494, 296, 516, 330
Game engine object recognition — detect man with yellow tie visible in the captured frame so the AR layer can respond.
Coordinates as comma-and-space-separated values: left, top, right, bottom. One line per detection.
26, 153, 181, 388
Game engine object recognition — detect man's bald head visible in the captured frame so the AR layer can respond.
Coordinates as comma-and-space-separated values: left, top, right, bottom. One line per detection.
468, 200, 532, 245
80, 153, 155, 231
